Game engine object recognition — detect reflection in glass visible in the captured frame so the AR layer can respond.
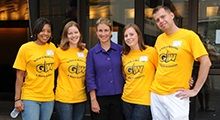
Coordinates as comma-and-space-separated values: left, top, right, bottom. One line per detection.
88, 0, 134, 48
198, 0, 220, 63
0, 0, 29, 20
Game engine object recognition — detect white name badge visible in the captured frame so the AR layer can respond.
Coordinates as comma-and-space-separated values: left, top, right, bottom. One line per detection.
77, 52, 84, 58
172, 40, 182, 47
139, 56, 148, 62
46, 50, 54, 56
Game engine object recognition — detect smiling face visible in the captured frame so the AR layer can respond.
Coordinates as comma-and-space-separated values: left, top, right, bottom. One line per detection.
124, 27, 139, 50
96, 23, 112, 43
67, 25, 81, 47
153, 8, 175, 32
36, 24, 51, 45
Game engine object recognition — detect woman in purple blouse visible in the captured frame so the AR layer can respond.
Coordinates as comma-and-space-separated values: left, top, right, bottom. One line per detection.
86, 17, 124, 120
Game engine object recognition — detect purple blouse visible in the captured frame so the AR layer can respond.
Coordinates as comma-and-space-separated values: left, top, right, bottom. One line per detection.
86, 41, 124, 96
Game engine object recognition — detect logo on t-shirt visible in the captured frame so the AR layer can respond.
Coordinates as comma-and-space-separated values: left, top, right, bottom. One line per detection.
67, 59, 86, 78
126, 63, 144, 75
68, 63, 85, 74
34, 54, 54, 77
36, 61, 53, 73
159, 46, 178, 67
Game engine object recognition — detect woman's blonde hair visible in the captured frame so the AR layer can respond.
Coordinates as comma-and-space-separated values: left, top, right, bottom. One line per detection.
96, 17, 113, 31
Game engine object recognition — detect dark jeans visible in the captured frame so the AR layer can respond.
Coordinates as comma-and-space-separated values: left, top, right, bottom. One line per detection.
90, 94, 124, 120
122, 101, 152, 120
55, 101, 86, 120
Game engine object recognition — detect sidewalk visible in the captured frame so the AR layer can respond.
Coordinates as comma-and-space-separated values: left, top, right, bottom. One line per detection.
0, 90, 219, 120
194, 90, 219, 120
0, 101, 21, 120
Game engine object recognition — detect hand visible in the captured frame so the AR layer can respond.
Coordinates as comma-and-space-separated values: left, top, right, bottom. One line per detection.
15, 100, 24, 112
91, 99, 100, 113
175, 89, 198, 99
189, 77, 194, 87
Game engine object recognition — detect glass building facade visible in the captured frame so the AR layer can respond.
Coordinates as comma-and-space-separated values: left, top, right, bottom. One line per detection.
0, 0, 220, 118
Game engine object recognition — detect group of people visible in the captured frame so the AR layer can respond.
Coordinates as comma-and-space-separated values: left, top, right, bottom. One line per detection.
13, 18, 87, 120
13, 6, 211, 120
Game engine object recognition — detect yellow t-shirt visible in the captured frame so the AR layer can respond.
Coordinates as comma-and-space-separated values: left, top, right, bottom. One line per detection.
13, 41, 57, 101
122, 46, 157, 105
55, 47, 88, 103
151, 28, 208, 95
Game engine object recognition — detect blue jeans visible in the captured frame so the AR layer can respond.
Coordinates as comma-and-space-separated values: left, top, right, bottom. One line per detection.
21, 100, 54, 120
122, 101, 152, 120
55, 101, 86, 120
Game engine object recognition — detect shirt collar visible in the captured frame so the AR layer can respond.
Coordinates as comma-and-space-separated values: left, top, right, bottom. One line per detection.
95, 41, 117, 53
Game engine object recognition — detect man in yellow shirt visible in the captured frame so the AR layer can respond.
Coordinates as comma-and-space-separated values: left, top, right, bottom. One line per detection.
150, 6, 211, 120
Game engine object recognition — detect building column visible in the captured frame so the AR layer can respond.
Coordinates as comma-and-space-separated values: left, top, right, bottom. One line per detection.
135, 0, 144, 34
78, 0, 89, 45
188, 0, 198, 31
28, 0, 39, 37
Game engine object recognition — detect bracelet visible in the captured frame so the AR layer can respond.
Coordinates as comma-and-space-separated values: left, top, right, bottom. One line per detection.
15, 99, 21, 102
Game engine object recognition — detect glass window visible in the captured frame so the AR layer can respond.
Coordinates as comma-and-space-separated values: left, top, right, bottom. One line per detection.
198, 1, 220, 114
0, 0, 29, 20
144, 0, 160, 46
88, 0, 134, 48
198, 0, 220, 63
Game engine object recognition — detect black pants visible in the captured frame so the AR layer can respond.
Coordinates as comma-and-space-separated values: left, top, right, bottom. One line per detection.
90, 94, 124, 120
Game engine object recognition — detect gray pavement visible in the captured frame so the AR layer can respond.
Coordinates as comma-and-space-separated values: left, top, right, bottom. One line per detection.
0, 90, 219, 120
